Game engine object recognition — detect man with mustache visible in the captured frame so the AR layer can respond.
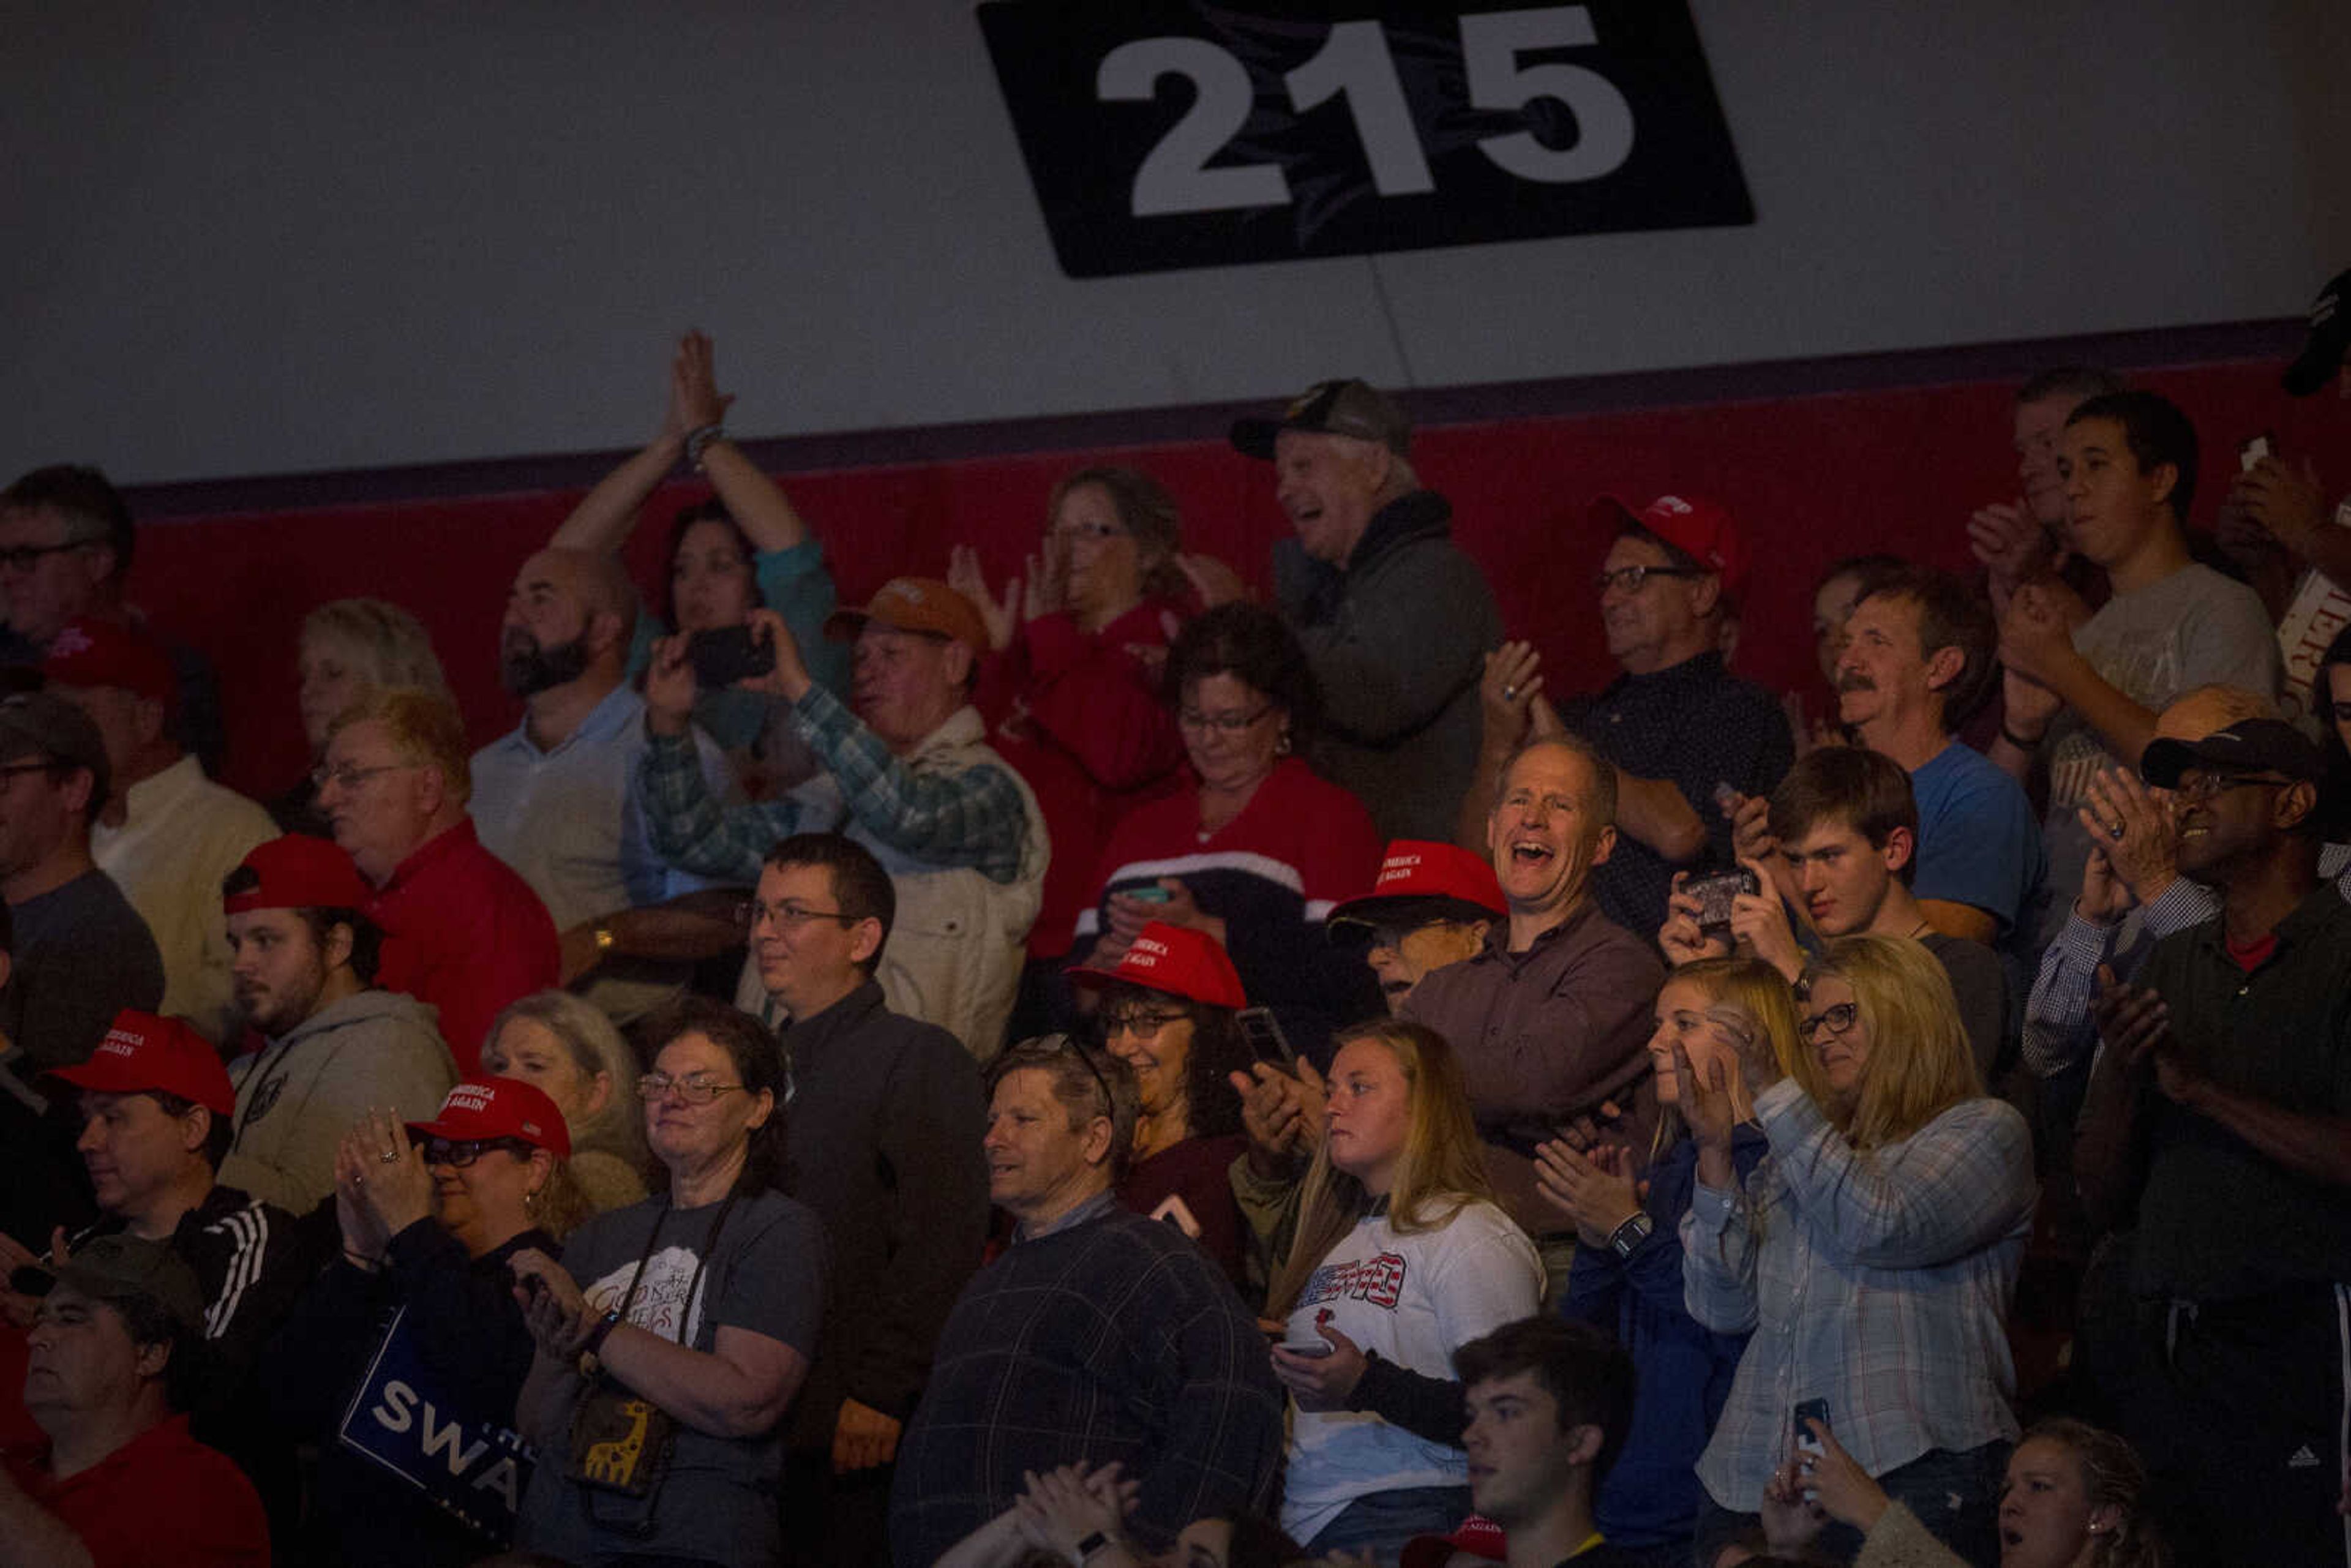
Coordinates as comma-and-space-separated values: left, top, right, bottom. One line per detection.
1829, 565, 2045, 969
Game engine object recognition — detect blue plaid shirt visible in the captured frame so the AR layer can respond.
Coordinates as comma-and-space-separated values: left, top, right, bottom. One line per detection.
1682, 1078, 2034, 1510
639, 683, 1030, 885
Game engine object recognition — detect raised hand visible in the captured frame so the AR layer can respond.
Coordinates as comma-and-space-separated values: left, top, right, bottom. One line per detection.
2079, 766, 2178, 906
1479, 640, 1545, 748
1673, 1037, 1739, 1152
670, 329, 735, 434
2233, 454, 2330, 557
1968, 498, 2056, 610
1726, 856, 1802, 980
947, 546, 1018, 653
1533, 1138, 1642, 1248
2090, 964, 2172, 1073
1659, 872, 1731, 968
1176, 553, 1248, 610
643, 632, 699, 732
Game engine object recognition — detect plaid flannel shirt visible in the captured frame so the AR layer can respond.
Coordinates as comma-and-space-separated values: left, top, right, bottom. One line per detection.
638, 683, 1028, 885
1682, 1078, 2034, 1511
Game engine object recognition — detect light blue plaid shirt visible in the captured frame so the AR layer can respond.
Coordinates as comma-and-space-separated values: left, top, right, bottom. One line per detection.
1682, 1078, 2034, 1511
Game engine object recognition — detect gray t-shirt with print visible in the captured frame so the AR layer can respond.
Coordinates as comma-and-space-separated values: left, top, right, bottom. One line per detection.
2036, 564, 2279, 947
518, 1188, 827, 1566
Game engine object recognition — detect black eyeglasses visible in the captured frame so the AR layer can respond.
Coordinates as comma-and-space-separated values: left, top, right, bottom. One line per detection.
1098, 1008, 1187, 1042
1798, 1002, 1859, 1043
1595, 564, 1703, 595
2171, 771, 2293, 804
422, 1136, 532, 1167
0, 539, 99, 574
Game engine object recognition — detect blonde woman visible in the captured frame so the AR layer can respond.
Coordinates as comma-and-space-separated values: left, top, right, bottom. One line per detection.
481, 989, 651, 1212
275, 598, 450, 835
1681, 933, 2035, 1567
1263, 1017, 1541, 1564
1757, 1415, 2164, 1568
1536, 956, 1796, 1562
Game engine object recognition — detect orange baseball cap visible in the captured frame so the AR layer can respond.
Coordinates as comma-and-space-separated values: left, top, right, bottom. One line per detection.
822, 577, 989, 656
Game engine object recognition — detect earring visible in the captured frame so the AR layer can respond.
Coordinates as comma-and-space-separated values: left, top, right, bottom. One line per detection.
1275, 730, 1292, 756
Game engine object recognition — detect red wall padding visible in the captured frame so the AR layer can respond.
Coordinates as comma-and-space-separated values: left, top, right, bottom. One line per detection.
143, 358, 2339, 800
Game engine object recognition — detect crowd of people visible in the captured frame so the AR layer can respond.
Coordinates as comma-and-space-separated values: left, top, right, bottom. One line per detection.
0, 280, 2347, 1568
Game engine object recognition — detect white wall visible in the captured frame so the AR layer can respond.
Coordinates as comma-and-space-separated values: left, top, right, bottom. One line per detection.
4, 1, 2345, 485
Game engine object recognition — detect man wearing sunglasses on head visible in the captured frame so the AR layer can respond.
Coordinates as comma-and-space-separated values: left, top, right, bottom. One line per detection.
2074, 716, 2351, 1568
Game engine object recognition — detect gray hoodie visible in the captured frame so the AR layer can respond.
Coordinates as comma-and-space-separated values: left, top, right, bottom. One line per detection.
222, 989, 456, 1215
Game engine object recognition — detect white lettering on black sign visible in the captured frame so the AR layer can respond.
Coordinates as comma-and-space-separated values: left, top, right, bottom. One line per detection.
978, 1, 1750, 276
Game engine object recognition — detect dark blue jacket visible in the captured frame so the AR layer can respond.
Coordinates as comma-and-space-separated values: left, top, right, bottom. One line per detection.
1561, 1124, 1768, 1548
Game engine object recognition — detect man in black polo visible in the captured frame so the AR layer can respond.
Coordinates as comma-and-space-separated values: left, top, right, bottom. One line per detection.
2075, 719, 2351, 1567
753, 832, 988, 1568
1465, 496, 1791, 942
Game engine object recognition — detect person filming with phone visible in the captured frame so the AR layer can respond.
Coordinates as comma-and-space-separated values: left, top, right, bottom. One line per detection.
1680, 934, 2034, 1568
637, 579, 1048, 1059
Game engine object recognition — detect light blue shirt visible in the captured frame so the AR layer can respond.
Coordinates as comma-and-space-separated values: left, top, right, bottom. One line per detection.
470, 683, 733, 929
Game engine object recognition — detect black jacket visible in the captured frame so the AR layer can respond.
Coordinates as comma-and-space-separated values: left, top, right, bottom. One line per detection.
777, 981, 989, 1449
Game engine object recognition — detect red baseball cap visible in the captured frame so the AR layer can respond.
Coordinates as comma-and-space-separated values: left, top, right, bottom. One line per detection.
1400, 1515, 1506, 1568
50, 1010, 235, 1117
41, 617, 175, 705
822, 577, 991, 658
1592, 492, 1749, 596
1067, 921, 1248, 1010
405, 1079, 571, 1159
224, 835, 372, 915
1329, 839, 1505, 934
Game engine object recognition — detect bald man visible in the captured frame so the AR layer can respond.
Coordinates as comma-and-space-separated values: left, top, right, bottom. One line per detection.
469, 548, 732, 1026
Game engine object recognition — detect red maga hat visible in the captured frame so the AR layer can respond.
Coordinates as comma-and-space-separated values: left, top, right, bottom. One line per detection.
1400, 1515, 1506, 1568
1329, 839, 1505, 931
1592, 492, 1749, 596
40, 617, 176, 705
405, 1079, 571, 1159
224, 835, 372, 915
51, 1010, 235, 1117
1066, 921, 1248, 1010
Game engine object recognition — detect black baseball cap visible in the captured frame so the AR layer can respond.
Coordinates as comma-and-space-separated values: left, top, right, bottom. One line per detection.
0, 691, 110, 812
2140, 719, 2327, 789
1231, 378, 1411, 460
12, 1232, 206, 1335
2283, 268, 2349, 397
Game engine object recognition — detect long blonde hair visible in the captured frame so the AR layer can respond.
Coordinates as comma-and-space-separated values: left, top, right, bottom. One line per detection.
1796, 934, 1980, 1150
1264, 1018, 1491, 1321
1649, 957, 1802, 1160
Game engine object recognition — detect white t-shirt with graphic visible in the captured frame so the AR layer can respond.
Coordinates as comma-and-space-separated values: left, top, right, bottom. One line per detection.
1280, 1199, 1541, 1544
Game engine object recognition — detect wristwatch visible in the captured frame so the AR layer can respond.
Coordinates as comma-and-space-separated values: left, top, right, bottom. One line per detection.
1072, 1529, 1112, 1565
1607, 1211, 1655, 1259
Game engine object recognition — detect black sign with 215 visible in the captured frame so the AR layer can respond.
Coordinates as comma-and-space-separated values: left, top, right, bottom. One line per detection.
977, 1, 1753, 278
